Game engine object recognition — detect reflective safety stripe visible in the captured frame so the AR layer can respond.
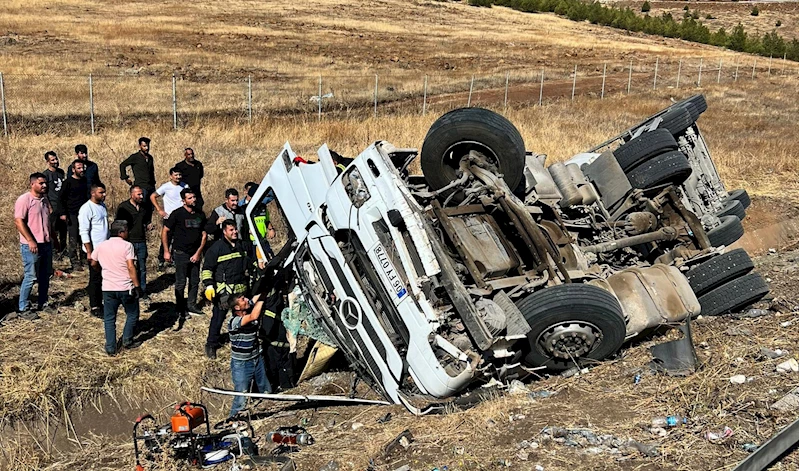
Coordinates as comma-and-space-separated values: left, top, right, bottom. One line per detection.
200, 270, 213, 281
217, 252, 243, 263
217, 282, 248, 294
270, 341, 289, 348
250, 214, 268, 241
336, 163, 346, 171
263, 309, 276, 318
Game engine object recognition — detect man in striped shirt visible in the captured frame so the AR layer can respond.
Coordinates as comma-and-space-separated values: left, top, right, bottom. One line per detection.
226, 293, 273, 417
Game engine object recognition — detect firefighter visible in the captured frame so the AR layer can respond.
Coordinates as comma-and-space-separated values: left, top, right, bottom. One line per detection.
201, 219, 251, 359
258, 266, 295, 391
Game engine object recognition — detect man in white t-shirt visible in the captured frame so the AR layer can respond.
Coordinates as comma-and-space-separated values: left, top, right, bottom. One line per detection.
92, 220, 143, 355
79, 183, 110, 318
151, 167, 189, 270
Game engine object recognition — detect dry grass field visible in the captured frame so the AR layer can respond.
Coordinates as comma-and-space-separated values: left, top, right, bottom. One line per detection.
3, 1, 799, 470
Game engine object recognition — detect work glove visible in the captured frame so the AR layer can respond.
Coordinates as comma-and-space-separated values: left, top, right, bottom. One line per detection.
204, 285, 216, 301
132, 287, 144, 300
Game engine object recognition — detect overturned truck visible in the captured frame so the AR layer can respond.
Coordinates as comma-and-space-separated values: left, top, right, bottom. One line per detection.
246, 95, 768, 413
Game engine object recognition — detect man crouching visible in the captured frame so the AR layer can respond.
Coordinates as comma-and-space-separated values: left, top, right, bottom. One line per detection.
227, 293, 273, 417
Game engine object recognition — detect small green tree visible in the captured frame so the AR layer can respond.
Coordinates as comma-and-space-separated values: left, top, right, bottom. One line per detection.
683, 5, 689, 11
705, 13, 714, 20
751, 6, 759, 16
641, 1, 651, 12
776, 20, 782, 27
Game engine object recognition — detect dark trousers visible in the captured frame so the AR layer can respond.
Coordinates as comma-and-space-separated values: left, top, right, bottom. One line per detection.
88, 264, 103, 310
50, 216, 68, 257
173, 250, 200, 313
67, 214, 84, 267
266, 343, 295, 390
103, 290, 139, 353
131, 241, 147, 293
207, 300, 227, 348
158, 230, 173, 264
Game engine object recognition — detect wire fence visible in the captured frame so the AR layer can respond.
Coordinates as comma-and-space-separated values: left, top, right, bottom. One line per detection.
1, 54, 796, 135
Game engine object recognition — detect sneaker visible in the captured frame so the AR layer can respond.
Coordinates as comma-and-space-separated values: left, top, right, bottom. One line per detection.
19, 311, 40, 321
35, 303, 56, 314
105, 348, 117, 356
205, 345, 217, 359
122, 339, 143, 350
187, 305, 205, 316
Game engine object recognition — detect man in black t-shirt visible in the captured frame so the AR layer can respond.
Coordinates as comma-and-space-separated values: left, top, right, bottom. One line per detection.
43, 151, 67, 259
115, 186, 153, 296
59, 160, 90, 270
174, 148, 204, 211
163, 188, 207, 318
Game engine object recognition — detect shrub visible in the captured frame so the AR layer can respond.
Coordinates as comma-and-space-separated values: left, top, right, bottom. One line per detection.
706, 13, 715, 20
641, 1, 651, 12
776, 20, 782, 27
683, 5, 689, 11
751, 6, 759, 16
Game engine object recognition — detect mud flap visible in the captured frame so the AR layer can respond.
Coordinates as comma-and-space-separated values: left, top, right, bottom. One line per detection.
298, 341, 338, 383
648, 318, 699, 376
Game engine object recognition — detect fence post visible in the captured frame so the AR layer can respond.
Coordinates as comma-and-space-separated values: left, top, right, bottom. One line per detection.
752, 59, 757, 79
676, 59, 682, 89
422, 75, 428, 116
171, 75, 177, 130
768, 55, 772, 76
318, 75, 322, 121
601, 63, 606, 99
697, 58, 703, 87
717, 59, 722, 84
782, 53, 787, 76
373, 74, 378, 117
571, 64, 577, 101
503, 72, 509, 114
627, 60, 632, 94
539, 69, 544, 106
89, 74, 95, 135
0, 72, 6, 137
247, 75, 252, 124
467, 75, 474, 107
653, 57, 658, 90
735, 59, 740, 82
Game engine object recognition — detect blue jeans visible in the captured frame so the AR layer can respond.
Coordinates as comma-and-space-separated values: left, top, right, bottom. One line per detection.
19, 242, 52, 311
230, 355, 272, 417
131, 241, 148, 293
103, 291, 140, 353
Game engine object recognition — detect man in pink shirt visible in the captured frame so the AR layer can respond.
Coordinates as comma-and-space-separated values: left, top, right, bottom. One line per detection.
91, 220, 143, 355
13, 173, 52, 319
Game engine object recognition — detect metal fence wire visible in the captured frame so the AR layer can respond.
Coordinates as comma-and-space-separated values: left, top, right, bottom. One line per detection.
1, 53, 796, 136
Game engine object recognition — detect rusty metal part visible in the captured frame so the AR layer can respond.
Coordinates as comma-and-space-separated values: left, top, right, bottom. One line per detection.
668, 188, 711, 249
431, 201, 489, 289
583, 226, 679, 254
590, 264, 700, 339
625, 212, 658, 235
649, 318, 698, 376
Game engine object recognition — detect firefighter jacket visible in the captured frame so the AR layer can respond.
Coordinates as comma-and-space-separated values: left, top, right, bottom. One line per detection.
201, 239, 250, 295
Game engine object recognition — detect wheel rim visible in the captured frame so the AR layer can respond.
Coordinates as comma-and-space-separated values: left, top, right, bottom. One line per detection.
442, 140, 500, 174
536, 320, 603, 360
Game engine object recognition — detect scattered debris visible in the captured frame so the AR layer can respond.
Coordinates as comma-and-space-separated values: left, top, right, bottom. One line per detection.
725, 327, 753, 336
351, 422, 364, 431
508, 380, 530, 395
393, 465, 411, 471
651, 416, 687, 428
649, 320, 698, 376
742, 443, 759, 453
729, 375, 748, 384
776, 358, 799, 373
760, 347, 788, 359
705, 426, 734, 442
509, 413, 526, 422
319, 460, 340, 471
771, 388, 799, 411
377, 412, 392, 424
780, 321, 794, 328
634, 373, 642, 384
528, 390, 556, 400
383, 429, 414, 457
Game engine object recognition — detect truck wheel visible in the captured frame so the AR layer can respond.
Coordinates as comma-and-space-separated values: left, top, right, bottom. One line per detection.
518, 284, 626, 371
682, 95, 707, 122
727, 189, 751, 210
707, 215, 745, 247
697, 272, 769, 316
421, 107, 526, 193
715, 199, 746, 221
613, 129, 678, 172
686, 248, 754, 296
656, 106, 694, 135
626, 150, 692, 189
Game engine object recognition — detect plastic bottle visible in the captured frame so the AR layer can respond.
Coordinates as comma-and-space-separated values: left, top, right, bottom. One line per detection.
651, 416, 687, 428
267, 430, 315, 446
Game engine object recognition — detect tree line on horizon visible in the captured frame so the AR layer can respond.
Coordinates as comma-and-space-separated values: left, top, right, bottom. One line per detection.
468, 0, 799, 61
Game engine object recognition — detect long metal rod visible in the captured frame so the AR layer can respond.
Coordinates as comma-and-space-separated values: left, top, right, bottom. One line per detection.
539, 69, 544, 106
467, 75, 474, 107
571, 64, 577, 101
171, 75, 177, 130
731, 417, 799, 471
422, 75, 428, 116
752, 59, 757, 79
503, 72, 509, 113
653, 57, 658, 90
600, 63, 606, 99
676, 59, 682, 89
247, 75, 252, 124
0, 72, 6, 137
89, 74, 95, 135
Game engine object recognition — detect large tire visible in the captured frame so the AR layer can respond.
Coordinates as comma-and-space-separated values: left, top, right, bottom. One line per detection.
697, 272, 770, 316
518, 284, 626, 371
626, 150, 693, 189
715, 199, 746, 221
727, 189, 751, 210
421, 108, 525, 193
707, 215, 745, 247
682, 95, 707, 123
614, 129, 678, 172
686, 248, 754, 296
655, 106, 694, 135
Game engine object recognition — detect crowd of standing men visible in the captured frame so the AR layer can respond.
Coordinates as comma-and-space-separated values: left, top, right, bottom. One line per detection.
11, 138, 294, 414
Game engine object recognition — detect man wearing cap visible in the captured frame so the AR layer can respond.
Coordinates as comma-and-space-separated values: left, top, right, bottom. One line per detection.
67, 144, 102, 188
119, 137, 157, 219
